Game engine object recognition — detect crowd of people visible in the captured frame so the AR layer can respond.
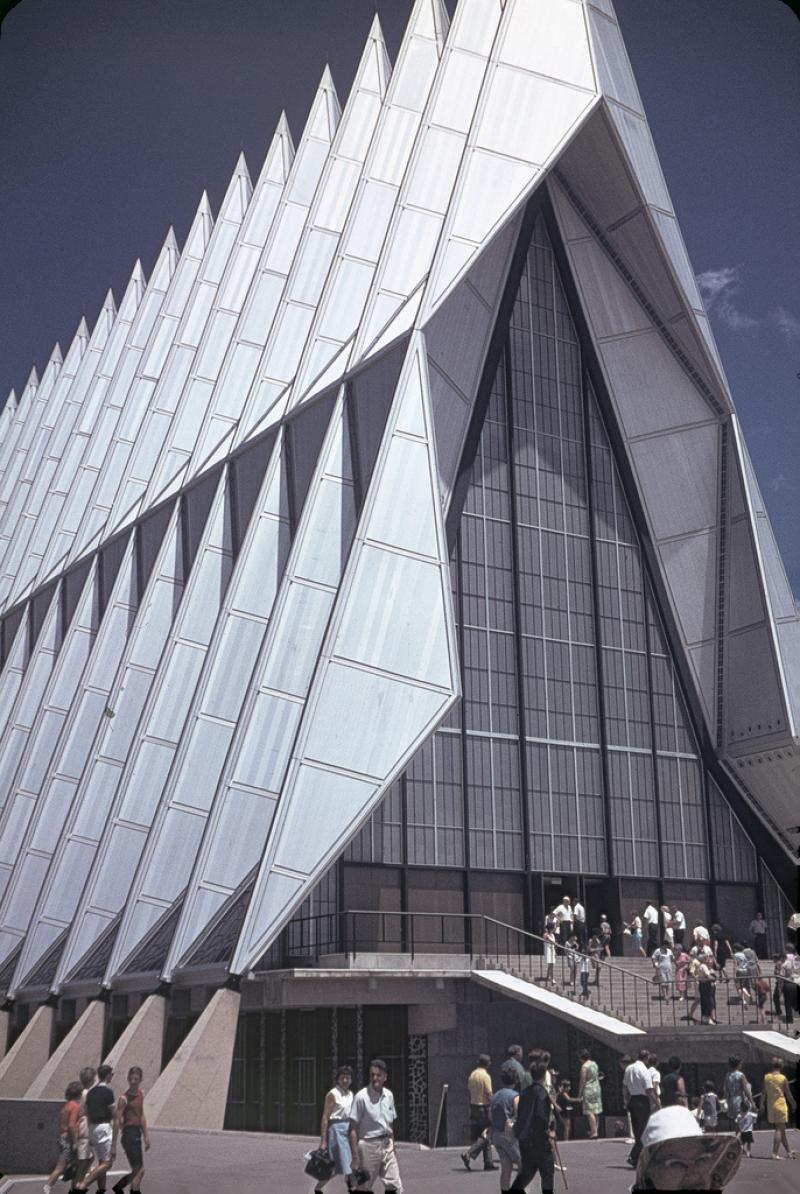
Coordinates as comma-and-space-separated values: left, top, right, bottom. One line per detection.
622, 1051, 797, 1166
44, 1063, 149, 1194
308, 1042, 799, 1192
543, 894, 800, 1027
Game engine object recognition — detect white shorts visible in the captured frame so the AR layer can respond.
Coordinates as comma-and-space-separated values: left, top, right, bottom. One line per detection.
89, 1122, 113, 1163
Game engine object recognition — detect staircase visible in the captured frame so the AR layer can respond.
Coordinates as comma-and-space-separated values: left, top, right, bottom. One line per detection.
471, 951, 788, 1041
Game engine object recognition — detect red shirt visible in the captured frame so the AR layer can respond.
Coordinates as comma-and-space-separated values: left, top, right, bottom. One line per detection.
60, 1099, 81, 1136
121, 1088, 145, 1128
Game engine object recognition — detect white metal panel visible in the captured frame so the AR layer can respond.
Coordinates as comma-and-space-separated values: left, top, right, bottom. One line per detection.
607, 106, 672, 211
288, 0, 447, 408
230, 332, 458, 975
0, 538, 136, 974
0, 311, 108, 601
161, 397, 352, 976
598, 332, 716, 438
628, 424, 719, 541
52, 473, 233, 990
658, 530, 719, 647
0, 585, 64, 815
62, 205, 208, 566
177, 68, 342, 466
102, 432, 289, 982
8, 504, 184, 990
649, 209, 705, 312
564, 240, 650, 339
586, 5, 642, 112
727, 519, 767, 633
33, 236, 176, 590
110, 159, 252, 534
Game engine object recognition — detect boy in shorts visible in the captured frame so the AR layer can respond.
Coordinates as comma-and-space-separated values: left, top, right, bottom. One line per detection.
112, 1067, 150, 1193
74, 1064, 116, 1192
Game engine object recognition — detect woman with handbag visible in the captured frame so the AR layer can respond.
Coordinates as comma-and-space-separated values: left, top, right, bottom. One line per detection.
490, 1064, 520, 1192
314, 1065, 355, 1192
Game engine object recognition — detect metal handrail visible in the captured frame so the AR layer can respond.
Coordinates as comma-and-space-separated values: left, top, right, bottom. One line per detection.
278, 908, 792, 1035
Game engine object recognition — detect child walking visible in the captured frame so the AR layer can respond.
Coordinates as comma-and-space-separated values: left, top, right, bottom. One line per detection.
44, 1081, 83, 1194
737, 1106, 757, 1157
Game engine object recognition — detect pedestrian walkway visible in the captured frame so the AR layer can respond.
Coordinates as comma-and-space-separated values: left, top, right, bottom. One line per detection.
3, 1128, 798, 1194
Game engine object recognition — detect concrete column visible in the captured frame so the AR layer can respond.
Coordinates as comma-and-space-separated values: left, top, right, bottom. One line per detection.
145, 988, 240, 1129
0, 1005, 54, 1096
25, 999, 106, 1099
105, 993, 166, 1087
0, 1006, 9, 1061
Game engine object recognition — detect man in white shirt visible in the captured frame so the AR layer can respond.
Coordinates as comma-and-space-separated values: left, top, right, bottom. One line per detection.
643, 902, 659, 956
672, 907, 686, 948
623, 1049, 660, 1167
572, 898, 587, 948
349, 1059, 403, 1193
553, 896, 572, 945
749, 913, 768, 959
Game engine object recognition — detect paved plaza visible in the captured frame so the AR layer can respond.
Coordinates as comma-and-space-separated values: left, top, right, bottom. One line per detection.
3, 1128, 800, 1194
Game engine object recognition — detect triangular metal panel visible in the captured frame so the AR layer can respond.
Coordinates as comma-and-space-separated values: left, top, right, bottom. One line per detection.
230, 26, 390, 448
347, 338, 408, 507
351, 0, 507, 365
101, 431, 290, 984
161, 391, 357, 978
60, 209, 204, 571
230, 333, 459, 974
424, 207, 522, 500
422, 0, 599, 316
0, 538, 136, 977
0, 301, 113, 608
52, 472, 234, 993
106, 159, 253, 540
0, 367, 39, 498
550, 177, 725, 732
169, 69, 340, 491
7, 503, 186, 994
0, 583, 63, 820
287, 0, 448, 410
33, 232, 175, 590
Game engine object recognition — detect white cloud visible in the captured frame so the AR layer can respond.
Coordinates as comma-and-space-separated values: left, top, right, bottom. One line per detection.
696, 266, 800, 342
768, 306, 800, 341
696, 266, 738, 304
696, 266, 758, 331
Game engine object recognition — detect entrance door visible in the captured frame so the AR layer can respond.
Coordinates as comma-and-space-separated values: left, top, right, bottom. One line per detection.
583, 878, 620, 947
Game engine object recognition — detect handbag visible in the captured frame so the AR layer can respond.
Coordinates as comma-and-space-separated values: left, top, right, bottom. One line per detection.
505, 1116, 517, 1141
304, 1147, 335, 1182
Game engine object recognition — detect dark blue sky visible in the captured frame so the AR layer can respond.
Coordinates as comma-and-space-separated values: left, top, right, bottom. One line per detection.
1, 0, 798, 592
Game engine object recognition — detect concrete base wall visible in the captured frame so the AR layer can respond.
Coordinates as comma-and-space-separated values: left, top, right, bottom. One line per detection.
105, 993, 166, 1086
25, 999, 105, 1099
0, 1006, 54, 1097
145, 989, 240, 1129
0, 1097, 60, 1173
424, 988, 573, 1147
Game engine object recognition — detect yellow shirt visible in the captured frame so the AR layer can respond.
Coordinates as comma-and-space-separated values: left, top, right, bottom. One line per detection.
467, 1067, 492, 1106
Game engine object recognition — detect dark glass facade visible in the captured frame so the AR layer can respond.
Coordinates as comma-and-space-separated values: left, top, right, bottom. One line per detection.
339, 212, 763, 938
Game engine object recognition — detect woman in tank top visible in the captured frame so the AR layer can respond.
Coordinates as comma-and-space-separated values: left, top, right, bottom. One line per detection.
317, 1065, 355, 1191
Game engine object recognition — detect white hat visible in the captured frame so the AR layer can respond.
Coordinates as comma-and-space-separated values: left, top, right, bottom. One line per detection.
640, 1106, 702, 1150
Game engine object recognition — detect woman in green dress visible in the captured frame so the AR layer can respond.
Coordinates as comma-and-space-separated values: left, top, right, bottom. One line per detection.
578, 1049, 603, 1138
